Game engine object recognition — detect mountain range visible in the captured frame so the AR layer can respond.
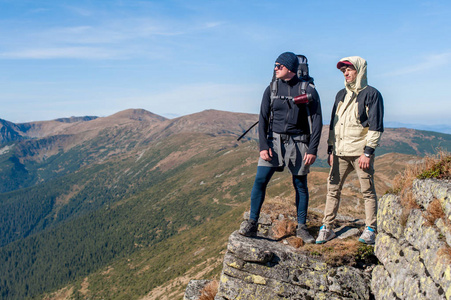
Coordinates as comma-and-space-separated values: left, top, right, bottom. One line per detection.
384, 121, 451, 135
0, 109, 450, 299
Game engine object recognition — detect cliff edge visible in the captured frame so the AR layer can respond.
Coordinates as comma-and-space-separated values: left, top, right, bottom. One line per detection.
185, 178, 451, 300
214, 230, 372, 300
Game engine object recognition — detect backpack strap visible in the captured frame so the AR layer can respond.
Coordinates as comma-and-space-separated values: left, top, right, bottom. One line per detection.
299, 81, 308, 94
268, 78, 279, 135
299, 81, 313, 135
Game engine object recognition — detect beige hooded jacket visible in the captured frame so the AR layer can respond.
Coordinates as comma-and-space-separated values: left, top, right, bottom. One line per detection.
328, 56, 383, 156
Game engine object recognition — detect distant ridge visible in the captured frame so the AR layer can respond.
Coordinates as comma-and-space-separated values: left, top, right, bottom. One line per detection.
1, 109, 450, 159
54, 116, 98, 123
108, 108, 167, 122
385, 121, 451, 135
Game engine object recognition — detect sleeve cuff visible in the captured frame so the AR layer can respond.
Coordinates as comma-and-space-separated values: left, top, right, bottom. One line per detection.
364, 146, 375, 155
327, 145, 333, 154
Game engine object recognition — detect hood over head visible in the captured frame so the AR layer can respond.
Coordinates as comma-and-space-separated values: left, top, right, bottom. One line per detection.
337, 56, 368, 94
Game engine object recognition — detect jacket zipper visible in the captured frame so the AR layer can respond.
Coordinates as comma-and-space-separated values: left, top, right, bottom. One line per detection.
284, 84, 291, 132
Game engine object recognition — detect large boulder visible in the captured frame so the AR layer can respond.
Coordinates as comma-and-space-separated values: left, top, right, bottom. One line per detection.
215, 231, 372, 300
373, 179, 451, 300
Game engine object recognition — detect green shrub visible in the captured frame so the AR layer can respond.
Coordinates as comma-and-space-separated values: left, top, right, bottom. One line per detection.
355, 244, 375, 261
417, 155, 450, 179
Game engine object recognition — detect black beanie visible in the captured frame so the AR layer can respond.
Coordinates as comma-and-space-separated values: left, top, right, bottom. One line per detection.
276, 52, 299, 73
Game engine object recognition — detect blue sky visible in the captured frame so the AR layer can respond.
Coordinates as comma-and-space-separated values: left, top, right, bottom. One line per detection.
0, 0, 450, 129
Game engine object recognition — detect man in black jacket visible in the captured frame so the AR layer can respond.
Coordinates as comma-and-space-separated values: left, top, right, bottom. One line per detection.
239, 52, 322, 243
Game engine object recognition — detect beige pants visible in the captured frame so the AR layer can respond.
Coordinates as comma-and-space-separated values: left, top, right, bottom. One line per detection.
323, 155, 377, 230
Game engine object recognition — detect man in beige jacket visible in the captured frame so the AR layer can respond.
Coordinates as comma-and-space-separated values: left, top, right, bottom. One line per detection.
316, 56, 384, 245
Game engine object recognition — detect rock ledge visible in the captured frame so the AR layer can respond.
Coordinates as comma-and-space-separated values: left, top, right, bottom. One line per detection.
214, 231, 372, 300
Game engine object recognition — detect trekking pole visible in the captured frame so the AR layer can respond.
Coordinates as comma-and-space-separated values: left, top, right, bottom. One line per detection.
237, 121, 259, 141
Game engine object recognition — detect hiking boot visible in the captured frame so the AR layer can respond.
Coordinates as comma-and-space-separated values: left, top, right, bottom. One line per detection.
296, 224, 315, 244
315, 225, 336, 244
238, 219, 257, 237
359, 227, 376, 244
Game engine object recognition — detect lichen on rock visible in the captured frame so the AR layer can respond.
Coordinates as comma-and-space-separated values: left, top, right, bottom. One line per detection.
374, 178, 451, 300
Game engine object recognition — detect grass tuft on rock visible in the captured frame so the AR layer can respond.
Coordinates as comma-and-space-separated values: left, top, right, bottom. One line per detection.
389, 150, 450, 196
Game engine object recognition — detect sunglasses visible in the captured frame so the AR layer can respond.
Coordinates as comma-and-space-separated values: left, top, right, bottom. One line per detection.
274, 64, 285, 70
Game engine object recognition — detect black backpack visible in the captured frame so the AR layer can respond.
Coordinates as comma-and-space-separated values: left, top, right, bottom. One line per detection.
237, 55, 314, 141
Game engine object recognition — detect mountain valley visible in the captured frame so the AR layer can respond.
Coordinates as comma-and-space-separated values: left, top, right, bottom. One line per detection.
0, 109, 450, 299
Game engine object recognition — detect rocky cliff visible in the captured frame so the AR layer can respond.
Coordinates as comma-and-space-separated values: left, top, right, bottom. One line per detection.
185, 210, 378, 300
214, 231, 372, 300
185, 178, 451, 300
373, 178, 451, 299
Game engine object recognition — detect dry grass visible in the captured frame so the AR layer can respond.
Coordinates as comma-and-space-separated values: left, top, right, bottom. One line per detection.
428, 199, 446, 220
198, 280, 219, 300
272, 219, 297, 240
437, 246, 451, 265
390, 150, 450, 196
286, 236, 304, 248
301, 239, 364, 267
423, 199, 447, 226
389, 150, 450, 226
417, 152, 451, 180
400, 191, 420, 227
390, 162, 423, 196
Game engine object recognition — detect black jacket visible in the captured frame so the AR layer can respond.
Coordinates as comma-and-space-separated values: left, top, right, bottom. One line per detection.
258, 76, 322, 155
